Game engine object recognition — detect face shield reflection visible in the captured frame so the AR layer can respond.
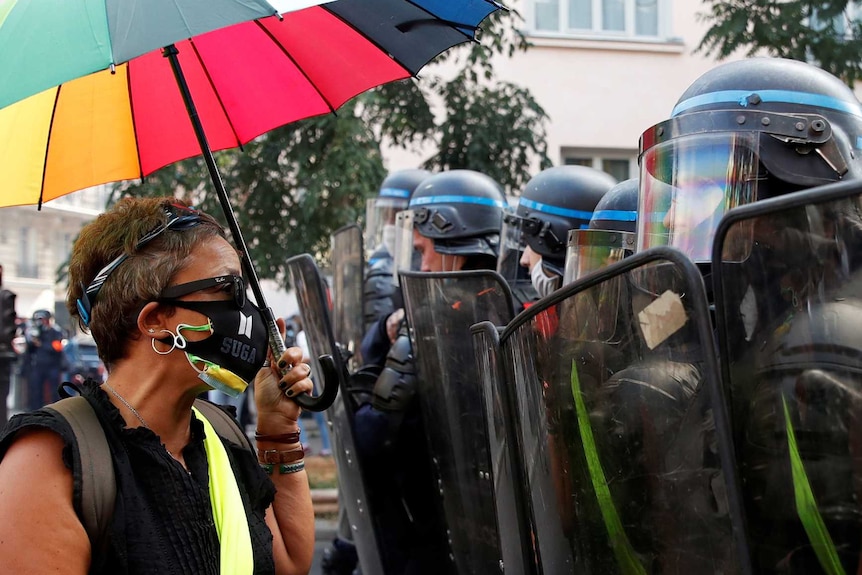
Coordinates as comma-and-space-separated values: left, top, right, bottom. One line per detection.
391, 209, 416, 286
497, 212, 528, 283
638, 132, 762, 263
563, 229, 636, 285
365, 197, 407, 260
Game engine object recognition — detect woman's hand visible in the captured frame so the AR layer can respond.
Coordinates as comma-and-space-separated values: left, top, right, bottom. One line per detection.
254, 318, 314, 433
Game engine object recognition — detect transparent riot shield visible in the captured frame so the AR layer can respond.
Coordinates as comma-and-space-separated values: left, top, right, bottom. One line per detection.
471, 321, 537, 575
713, 178, 862, 574
331, 223, 365, 371
286, 254, 383, 574
400, 270, 516, 574
499, 247, 743, 574
497, 210, 540, 311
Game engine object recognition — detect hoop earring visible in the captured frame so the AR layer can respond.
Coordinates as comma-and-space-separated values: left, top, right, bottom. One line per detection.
152, 329, 179, 355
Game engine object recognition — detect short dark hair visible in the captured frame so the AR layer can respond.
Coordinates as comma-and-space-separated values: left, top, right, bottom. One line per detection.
67, 197, 227, 368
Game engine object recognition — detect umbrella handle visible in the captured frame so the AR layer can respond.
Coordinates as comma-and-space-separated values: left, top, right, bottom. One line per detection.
264, 311, 339, 412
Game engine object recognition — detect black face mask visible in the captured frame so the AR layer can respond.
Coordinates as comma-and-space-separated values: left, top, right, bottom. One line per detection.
166, 298, 269, 396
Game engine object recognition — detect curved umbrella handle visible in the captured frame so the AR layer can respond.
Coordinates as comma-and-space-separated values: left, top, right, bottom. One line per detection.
266, 321, 338, 412
299, 354, 340, 412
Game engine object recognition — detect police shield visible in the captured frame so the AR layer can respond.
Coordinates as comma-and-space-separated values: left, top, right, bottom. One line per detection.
713, 179, 862, 573
331, 223, 365, 370
471, 321, 537, 575
497, 247, 742, 573
400, 270, 515, 574
286, 254, 384, 574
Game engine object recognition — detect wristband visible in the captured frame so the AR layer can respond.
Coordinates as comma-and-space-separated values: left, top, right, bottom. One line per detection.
260, 461, 306, 475
254, 431, 301, 444
258, 446, 305, 465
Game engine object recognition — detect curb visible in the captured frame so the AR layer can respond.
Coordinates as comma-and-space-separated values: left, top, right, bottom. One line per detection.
312, 487, 339, 513
312, 489, 339, 541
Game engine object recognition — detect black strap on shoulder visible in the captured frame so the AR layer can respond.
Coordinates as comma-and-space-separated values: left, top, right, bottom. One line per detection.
42, 395, 252, 561
44, 396, 116, 556
192, 398, 253, 452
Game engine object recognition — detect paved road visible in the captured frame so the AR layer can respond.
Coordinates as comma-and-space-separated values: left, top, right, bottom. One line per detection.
310, 519, 339, 574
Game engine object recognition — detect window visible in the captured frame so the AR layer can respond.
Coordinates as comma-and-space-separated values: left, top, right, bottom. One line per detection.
17, 228, 38, 278
563, 151, 636, 182
529, 0, 664, 38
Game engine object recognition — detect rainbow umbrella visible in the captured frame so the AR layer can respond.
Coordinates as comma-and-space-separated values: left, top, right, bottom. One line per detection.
0, 0, 503, 409
0, 0, 325, 111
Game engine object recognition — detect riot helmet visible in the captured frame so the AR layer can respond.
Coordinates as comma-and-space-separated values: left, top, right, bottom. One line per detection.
638, 57, 862, 264
407, 170, 506, 271
365, 169, 431, 263
564, 178, 639, 284
507, 165, 616, 275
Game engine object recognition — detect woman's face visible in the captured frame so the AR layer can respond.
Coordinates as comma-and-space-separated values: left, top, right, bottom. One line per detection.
165, 237, 241, 340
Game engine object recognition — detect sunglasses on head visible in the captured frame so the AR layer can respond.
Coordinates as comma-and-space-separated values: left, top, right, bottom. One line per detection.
76, 204, 205, 326
158, 274, 247, 309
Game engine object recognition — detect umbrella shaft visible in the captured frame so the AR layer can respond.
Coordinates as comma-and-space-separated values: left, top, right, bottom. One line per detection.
163, 44, 284, 354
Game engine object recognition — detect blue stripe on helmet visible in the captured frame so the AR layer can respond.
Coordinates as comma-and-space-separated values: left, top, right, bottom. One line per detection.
672, 89, 862, 118
409, 194, 506, 208
592, 209, 637, 222
519, 198, 593, 221
379, 187, 411, 199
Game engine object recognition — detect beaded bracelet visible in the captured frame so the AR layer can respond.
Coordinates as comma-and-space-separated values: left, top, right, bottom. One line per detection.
261, 460, 306, 475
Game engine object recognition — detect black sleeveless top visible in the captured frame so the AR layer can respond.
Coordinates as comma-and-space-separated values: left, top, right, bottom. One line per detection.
0, 381, 276, 575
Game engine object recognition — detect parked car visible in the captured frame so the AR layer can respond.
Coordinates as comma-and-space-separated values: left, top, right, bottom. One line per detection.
63, 334, 106, 383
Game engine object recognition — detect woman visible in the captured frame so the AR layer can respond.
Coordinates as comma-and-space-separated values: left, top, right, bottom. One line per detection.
0, 197, 315, 574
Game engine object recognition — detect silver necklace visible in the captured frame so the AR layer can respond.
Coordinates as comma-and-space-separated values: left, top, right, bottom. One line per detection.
101, 383, 185, 466
102, 382, 150, 429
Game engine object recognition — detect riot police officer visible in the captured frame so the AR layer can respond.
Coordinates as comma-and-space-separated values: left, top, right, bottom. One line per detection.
322, 170, 431, 575
636, 57, 862, 573
501, 165, 616, 298
363, 169, 431, 333
355, 169, 507, 575
563, 177, 638, 285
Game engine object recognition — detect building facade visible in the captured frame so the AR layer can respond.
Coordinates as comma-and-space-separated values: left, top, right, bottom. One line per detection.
385, 0, 739, 184
0, 185, 110, 331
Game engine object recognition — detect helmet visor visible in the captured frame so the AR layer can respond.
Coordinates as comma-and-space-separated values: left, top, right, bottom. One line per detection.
365, 197, 408, 260
391, 209, 417, 286
497, 212, 528, 283
563, 229, 635, 285
638, 132, 762, 263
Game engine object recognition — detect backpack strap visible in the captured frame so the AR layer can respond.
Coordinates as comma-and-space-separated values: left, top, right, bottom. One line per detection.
192, 398, 253, 452
41, 396, 251, 560
44, 396, 116, 556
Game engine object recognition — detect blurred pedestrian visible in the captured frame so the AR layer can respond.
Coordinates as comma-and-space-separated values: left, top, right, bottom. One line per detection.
0, 264, 17, 424
24, 309, 65, 411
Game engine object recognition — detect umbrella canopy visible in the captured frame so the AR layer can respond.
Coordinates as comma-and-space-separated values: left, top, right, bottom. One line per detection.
0, 0, 501, 207
0, 0, 325, 111
0, 0, 502, 410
